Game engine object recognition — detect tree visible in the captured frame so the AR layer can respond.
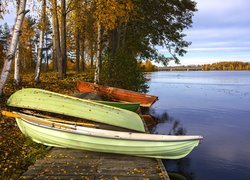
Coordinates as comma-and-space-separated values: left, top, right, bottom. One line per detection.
93, 0, 134, 83
14, 0, 21, 86
51, 0, 62, 75
60, 0, 67, 78
19, 16, 36, 69
34, 0, 46, 83
94, 22, 101, 83
123, 0, 196, 65
0, 23, 11, 69
0, 23, 11, 52
43, 15, 53, 71
0, 0, 28, 96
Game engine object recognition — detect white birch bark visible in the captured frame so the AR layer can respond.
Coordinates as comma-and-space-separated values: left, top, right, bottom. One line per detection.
94, 22, 101, 84
34, 0, 46, 83
14, 0, 21, 86
0, 0, 28, 96
34, 29, 44, 83
14, 46, 21, 85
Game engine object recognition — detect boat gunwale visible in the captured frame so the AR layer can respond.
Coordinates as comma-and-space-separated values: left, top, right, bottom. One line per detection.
18, 114, 203, 142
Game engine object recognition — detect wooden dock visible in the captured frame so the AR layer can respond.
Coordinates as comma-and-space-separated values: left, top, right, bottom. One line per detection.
20, 148, 169, 179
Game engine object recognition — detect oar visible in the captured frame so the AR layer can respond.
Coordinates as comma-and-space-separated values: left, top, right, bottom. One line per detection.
2, 110, 75, 130
1, 111, 98, 129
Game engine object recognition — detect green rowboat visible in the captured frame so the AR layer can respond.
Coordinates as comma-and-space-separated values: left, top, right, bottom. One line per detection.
7, 88, 145, 132
95, 101, 139, 112
15, 112, 202, 159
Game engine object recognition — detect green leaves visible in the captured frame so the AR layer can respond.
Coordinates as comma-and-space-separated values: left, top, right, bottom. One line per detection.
125, 0, 197, 64
100, 48, 148, 93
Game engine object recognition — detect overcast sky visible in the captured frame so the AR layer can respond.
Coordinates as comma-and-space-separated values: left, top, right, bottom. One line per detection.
160, 0, 250, 65
1, 0, 250, 66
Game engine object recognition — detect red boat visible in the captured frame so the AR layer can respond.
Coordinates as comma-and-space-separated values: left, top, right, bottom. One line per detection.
76, 82, 158, 108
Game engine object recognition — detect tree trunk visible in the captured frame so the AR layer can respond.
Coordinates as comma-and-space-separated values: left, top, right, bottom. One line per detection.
14, 0, 21, 86
94, 22, 101, 84
51, 7, 58, 71
60, 0, 67, 78
22, 47, 26, 68
111, 28, 118, 56
80, 36, 85, 71
52, 0, 62, 76
75, 27, 80, 72
14, 45, 21, 86
45, 32, 48, 71
0, 0, 28, 96
90, 46, 94, 68
34, 28, 44, 83
34, 0, 46, 83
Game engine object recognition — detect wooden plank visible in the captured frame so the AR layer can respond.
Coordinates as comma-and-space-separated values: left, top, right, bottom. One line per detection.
20, 148, 169, 179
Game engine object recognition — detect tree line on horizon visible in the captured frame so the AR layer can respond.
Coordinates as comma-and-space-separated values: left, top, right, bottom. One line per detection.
202, 61, 250, 71
157, 61, 250, 71
0, 0, 197, 95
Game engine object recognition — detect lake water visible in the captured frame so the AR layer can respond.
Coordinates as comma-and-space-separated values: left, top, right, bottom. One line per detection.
146, 71, 250, 180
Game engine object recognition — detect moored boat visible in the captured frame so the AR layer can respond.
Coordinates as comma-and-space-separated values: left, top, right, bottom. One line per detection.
10, 112, 202, 159
95, 101, 140, 112
7, 88, 145, 132
76, 81, 158, 107
74, 92, 140, 112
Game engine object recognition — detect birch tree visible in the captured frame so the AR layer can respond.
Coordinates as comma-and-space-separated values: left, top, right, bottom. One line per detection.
94, 22, 101, 84
0, 0, 28, 96
14, 0, 21, 86
34, 0, 46, 83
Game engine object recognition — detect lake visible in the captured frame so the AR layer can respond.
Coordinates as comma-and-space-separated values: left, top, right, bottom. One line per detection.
146, 71, 250, 180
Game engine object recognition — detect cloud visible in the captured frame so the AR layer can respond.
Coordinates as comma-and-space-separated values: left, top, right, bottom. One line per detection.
186, 47, 249, 52
186, 27, 250, 38
197, 0, 249, 13
193, 0, 250, 28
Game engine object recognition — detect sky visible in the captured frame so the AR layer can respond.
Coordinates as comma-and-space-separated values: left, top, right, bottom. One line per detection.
1, 0, 250, 66
159, 0, 250, 66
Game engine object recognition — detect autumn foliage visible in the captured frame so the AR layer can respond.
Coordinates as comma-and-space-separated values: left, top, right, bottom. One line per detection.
202, 61, 250, 71
140, 60, 158, 72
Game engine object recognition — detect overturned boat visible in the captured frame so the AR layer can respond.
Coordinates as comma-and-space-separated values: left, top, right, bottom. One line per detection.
76, 81, 158, 107
5, 111, 202, 159
7, 88, 145, 132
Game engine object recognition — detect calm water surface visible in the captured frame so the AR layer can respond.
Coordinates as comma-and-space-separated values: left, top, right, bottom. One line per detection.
146, 71, 250, 180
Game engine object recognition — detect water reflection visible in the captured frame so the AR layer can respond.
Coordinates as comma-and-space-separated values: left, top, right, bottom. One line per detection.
145, 108, 195, 180
146, 108, 187, 136
166, 158, 194, 180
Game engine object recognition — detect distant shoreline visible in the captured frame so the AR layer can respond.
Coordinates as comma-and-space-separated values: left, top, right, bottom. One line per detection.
158, 61, 250, 71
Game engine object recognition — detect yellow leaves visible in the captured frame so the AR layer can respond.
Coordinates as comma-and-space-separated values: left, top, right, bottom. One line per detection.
133, 167, 142, 173
127, 167, 145, 175
94, 0, 134, 30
